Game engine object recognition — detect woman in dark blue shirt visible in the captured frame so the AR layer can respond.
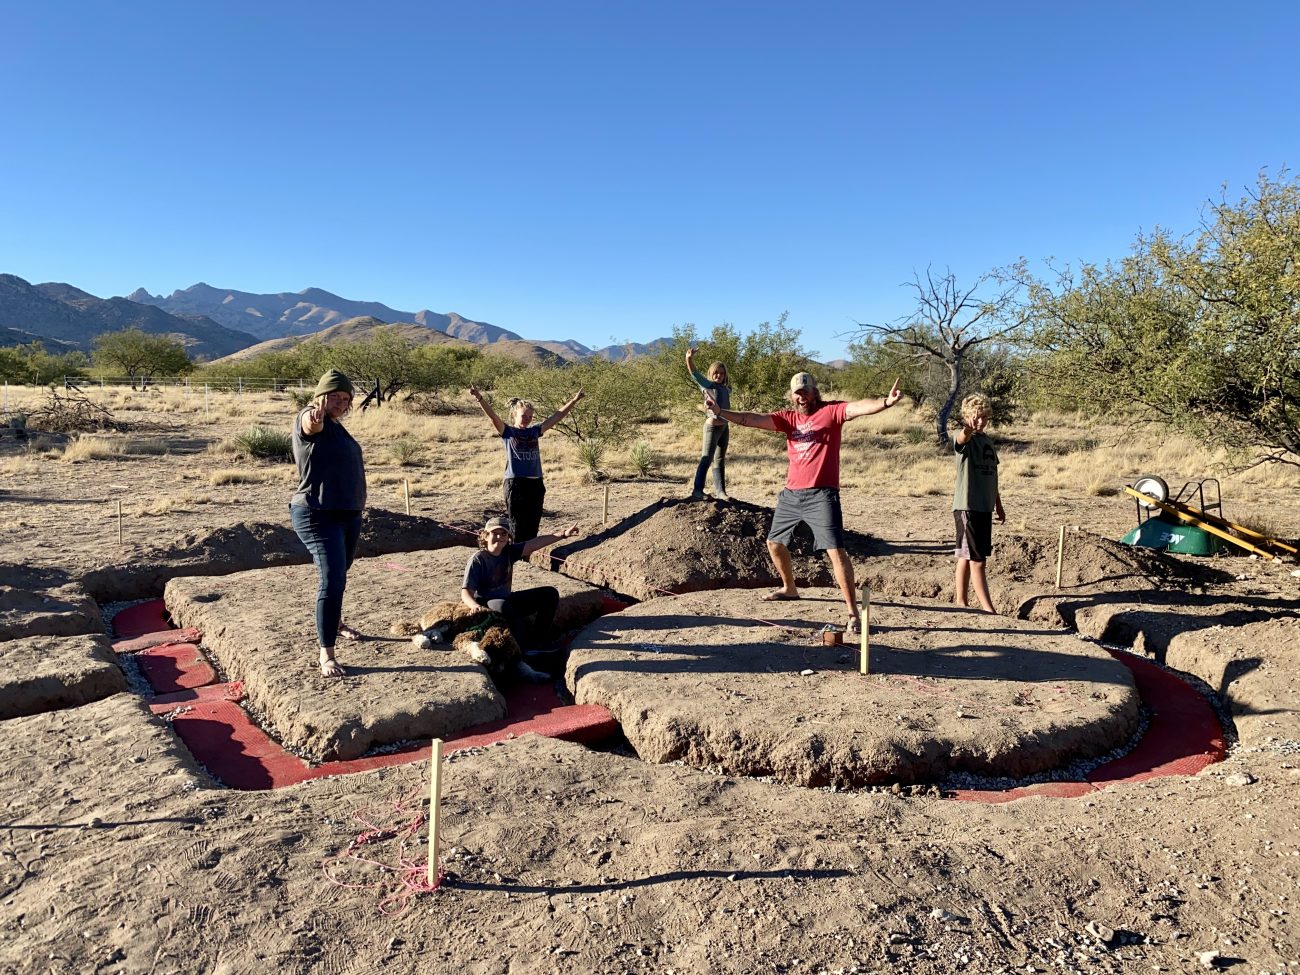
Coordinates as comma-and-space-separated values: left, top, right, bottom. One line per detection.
290, 369, 366, 677
467, 384, 584, 542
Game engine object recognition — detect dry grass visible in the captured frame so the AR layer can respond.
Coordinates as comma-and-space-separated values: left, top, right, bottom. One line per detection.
61, 435, 125, 462
208, 469, 272, 486
124, 438, 170, 456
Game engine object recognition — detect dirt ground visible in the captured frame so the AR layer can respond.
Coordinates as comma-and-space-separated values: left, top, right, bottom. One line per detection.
1, 391, 1298, 975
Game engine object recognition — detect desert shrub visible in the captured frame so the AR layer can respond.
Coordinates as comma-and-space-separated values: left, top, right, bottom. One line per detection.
288, 389, 313, 409
1085, 478, 1120, 497
389, 437, 427, 466
577, 439, 606, 477
903, 426, 931, 445
627, 441, 658, 477
233, 426, 293, 461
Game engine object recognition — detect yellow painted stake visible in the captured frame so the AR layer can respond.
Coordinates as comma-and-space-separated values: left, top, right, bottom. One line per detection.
427, 738, 444, 887
859, 582, 870, 675
117, 500, 123, 546
1055, 525, 1066, 589
403, 478, 411, 517
602, 484, 610, 524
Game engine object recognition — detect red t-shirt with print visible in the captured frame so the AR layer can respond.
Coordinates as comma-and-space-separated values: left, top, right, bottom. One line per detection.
770, 400, 848, 489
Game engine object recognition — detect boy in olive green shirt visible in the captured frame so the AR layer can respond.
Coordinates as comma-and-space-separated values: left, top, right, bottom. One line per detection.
952, 393, 1006, 613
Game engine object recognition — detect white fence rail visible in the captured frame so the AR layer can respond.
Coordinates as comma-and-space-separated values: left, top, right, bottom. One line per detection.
60, 376, 311, 393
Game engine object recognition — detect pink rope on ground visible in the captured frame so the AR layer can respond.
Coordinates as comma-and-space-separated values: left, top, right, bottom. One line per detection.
322, 785, 445, 915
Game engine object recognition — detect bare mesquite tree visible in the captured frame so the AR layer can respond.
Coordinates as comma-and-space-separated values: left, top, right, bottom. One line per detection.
855, 269, 1027, 443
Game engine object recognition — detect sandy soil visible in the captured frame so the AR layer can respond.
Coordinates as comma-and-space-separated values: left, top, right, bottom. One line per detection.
1, 393, 1298, 975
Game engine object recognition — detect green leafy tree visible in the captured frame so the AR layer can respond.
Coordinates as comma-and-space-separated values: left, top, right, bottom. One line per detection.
0, 341, 90, 385
92, 328, 192, 387
505, 357, 665, 451
1020, 170, 1300, 467
660, 314, 814, 415
854, 269, 1027, 443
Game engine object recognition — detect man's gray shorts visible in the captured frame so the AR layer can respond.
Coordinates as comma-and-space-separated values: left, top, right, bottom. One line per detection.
767, 487, 845, 552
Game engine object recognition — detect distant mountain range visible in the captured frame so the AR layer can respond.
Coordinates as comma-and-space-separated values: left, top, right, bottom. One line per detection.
0, 274, 256, 359
0, 274, 672, 363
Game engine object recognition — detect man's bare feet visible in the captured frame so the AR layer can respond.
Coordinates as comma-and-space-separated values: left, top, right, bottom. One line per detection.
761, 590, 800, 602
319, 649, 346, 677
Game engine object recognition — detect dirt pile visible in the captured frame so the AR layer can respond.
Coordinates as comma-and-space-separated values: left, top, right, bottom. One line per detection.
534, 496, 881, 600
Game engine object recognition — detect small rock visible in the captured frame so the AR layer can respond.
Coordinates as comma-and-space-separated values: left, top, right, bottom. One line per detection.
1222, 772, 1256, 787
1085, 920, 1115, 944
799, 669, 815, 677
1196, 949, 1221, 968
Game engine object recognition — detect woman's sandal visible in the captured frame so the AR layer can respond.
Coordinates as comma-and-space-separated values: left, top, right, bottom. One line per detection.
845, 616, 862, 636
337, 623, 362, 641
319, 651, 347, 678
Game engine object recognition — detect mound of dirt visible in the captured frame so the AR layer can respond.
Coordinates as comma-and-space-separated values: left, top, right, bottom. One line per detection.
565, 589, 1139, 786
164, 546, 617, 761
0, 633, 126, 719
0, 583, 103, 642
79, 509, 465, 602
533, 496, 881, 600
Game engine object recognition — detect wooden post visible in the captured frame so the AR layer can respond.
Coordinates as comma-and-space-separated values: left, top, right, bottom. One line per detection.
859, 581, 870, 675
426, 739, 444, 887
403, 479, 411, 517
1055, 525, 1066, 589
204, 384, 210, 415
602, 484, 610, 524
117, 500, 123, 546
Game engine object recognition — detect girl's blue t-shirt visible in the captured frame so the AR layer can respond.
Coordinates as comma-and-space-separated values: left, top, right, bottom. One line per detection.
502, 425, 543, 478
690, 366, 731, 413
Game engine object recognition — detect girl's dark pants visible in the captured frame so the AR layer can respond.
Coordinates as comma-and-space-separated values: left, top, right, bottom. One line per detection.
487, 586, 559, 651
290, 505, 362, 650
693, 421, 729, 494
504, 476, 545, 542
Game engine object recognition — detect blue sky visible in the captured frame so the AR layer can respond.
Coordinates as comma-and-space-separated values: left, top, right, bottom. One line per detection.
3, 2, 1299, 359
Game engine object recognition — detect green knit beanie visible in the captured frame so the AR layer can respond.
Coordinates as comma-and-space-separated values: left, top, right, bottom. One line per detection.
313, 368, 354, 399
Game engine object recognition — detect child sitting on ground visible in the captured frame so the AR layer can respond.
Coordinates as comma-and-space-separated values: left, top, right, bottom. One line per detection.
461, 515, 581, 680
952, 393, 1006, 614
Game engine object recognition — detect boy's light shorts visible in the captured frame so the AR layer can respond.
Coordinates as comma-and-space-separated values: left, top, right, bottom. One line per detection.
768, 487, 845, 552
953, 509, 993, 562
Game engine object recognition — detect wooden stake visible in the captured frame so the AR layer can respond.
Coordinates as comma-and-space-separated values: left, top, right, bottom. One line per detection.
117, 500, 123, 546
1055, 525, 1066, 589
204, 384, 210, 415
403, 478, 411, 517
859, 581, 870, 675
427, 739, 444, 887
602, 484, 610, 523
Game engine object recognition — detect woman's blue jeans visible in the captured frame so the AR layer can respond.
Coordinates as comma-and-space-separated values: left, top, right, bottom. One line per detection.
693, 421, 729, 493
290, 505, 362, 650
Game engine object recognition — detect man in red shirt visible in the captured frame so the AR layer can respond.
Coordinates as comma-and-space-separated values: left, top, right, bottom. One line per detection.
705, 371, 901, 633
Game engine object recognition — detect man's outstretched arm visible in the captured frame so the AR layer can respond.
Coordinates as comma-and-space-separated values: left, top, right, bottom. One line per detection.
704, 392, 779, 431
844, 378, 902, 421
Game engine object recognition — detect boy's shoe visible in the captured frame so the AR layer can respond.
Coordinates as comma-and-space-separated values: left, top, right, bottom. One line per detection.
688, 490, 706, 501
715, 491, 731, 502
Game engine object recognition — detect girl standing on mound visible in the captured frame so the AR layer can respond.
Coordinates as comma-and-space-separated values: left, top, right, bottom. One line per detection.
468, 384, 584, 542
685, 346, 731, 501
290, 368, 366, 678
